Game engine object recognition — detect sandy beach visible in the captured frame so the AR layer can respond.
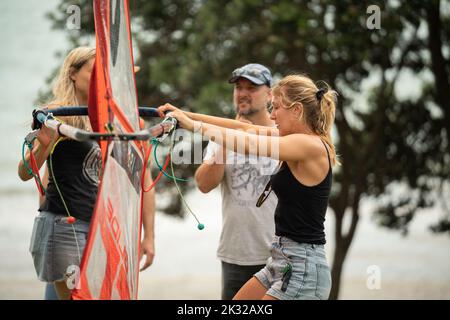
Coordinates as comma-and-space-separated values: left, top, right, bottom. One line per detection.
1, 188, 449, 300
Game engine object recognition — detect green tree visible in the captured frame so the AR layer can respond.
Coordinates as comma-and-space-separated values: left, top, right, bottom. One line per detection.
47, 0, 449, 299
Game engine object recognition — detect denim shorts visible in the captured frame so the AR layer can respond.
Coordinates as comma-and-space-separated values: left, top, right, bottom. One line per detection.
254, 236, 331, 300
29, 211, 90, 283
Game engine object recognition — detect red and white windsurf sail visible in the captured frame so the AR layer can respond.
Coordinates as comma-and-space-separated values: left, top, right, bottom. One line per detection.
71, 0, 143, 300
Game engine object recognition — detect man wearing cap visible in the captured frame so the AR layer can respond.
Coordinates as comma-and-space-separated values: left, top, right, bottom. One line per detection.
195, 63, 278, 300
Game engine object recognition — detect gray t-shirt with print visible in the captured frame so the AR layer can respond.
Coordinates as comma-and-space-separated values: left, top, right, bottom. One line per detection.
204, 142, 278, 265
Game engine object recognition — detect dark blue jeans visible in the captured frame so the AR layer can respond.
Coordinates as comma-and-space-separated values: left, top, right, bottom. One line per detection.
221, 261, 266, 300
44, 283, 58, 300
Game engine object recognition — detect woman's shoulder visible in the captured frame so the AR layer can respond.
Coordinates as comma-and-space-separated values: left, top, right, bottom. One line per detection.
283, 134, 327, 159
283, 133, 321, 148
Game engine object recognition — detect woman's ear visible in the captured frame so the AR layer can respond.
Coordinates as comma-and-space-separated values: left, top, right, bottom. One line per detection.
69, 67, 77, 82
292, 102, 303, 120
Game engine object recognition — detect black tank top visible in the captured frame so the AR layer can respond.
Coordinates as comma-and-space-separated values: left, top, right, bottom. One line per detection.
271, 141, 332, 244
39, 140, 101, 222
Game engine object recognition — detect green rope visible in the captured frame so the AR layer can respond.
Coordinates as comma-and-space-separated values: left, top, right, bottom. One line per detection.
168, 129, 204, 229
151, 137, 188, 182
151, 126, 203, 229
22, 140, 46, 192
22, 141, 34, 176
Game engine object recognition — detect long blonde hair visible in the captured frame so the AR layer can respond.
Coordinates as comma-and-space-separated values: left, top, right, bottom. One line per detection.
273, 74, 339, 165
46, 46, 95, 130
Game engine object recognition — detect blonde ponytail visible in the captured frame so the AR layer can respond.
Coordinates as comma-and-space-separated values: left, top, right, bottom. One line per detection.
317, 83, 339, 165
273, 75, 339, 165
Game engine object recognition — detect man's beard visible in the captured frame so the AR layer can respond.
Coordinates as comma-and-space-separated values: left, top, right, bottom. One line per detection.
238, 107, 259, 116
236, 100, 259, 116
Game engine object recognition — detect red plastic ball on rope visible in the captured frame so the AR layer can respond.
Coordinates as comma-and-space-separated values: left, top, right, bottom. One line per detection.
66, 216, 76, 224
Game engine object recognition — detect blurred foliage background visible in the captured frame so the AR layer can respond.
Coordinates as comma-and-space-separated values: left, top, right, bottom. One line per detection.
44, 0, 449, 299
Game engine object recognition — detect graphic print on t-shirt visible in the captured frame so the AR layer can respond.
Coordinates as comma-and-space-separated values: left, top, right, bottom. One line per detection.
226, 154, 276, 204
82, 144, 101, 186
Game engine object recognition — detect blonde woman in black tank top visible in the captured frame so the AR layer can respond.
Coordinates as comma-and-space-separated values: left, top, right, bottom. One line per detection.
18, 47, 156, 299
158, 74, 338, 300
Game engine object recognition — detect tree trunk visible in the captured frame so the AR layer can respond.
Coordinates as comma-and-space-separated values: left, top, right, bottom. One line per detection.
329, 208, 345, 300
329, 187, 362, 300
329, 174, 364, 300
330, 238, 348, 299
425, 0, 450, 149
